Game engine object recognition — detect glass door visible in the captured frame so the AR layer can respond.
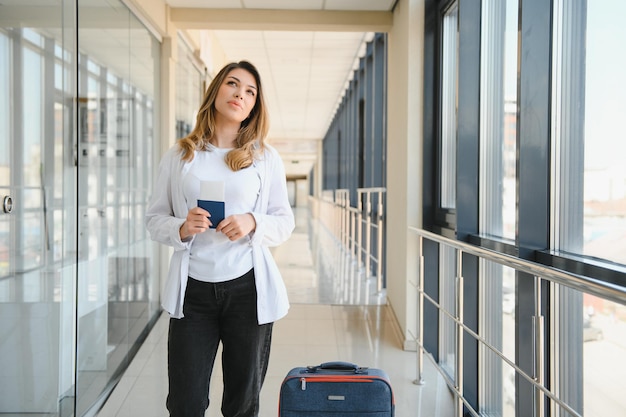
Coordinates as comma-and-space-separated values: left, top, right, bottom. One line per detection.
0, 1, 78, 415
0, 1, 161, 415
74, 1, 161, 415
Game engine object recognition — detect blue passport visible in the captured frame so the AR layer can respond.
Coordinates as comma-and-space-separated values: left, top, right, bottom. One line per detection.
197, 199, 225, 228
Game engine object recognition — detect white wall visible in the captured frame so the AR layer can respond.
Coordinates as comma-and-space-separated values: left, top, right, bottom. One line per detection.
385, 0, 425, 350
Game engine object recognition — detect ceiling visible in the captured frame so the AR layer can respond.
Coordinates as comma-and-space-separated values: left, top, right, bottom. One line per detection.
166, 0, 396, 177
0, 0, 396, 178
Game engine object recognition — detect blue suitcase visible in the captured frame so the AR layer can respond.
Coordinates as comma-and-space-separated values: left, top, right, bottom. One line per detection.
279, 362, 394, 416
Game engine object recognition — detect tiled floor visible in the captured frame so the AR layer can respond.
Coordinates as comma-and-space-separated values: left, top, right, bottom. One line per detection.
96, 209, 454, 416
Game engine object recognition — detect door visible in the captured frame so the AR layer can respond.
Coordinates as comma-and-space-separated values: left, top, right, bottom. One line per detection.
0, 0, 78, 414
0, 1, 161, 414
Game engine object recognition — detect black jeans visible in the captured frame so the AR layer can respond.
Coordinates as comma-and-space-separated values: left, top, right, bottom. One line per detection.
166, 269, 273, 417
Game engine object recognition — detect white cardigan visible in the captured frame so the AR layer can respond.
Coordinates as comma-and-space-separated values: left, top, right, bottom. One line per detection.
145, 143, 295, 324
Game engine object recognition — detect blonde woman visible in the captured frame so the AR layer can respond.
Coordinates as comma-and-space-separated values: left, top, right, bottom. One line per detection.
145, 61, 294, 417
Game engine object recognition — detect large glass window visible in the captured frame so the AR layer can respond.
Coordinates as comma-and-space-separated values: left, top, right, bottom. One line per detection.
75, 1, 160, 414
479, 0, 518, 240
478, 2, 519, 415
440, 2, 459, 210
0, 31, 10, 279
552, 1, 626, 415
480, 261, 516, 416
0, 0, 161, 414
552, 1, 626, 265
0, 2, 78, 413
176, 33, 205, 139
425, 0, 626, 414
439, 245, 457, 379
580, 2, 626, 265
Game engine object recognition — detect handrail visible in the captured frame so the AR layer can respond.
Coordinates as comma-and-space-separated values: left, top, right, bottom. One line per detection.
408, 226, 626, 305
409, 225, 626, 417
312, 188, 386, 292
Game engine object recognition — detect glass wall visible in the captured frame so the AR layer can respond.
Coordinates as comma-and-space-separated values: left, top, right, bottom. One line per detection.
478, 1, 519, 415
0, 2, 78, 413
75, 1, 160, 415
0, 1, 161, 415
552, 0, 626, 415
479, 0, 518, 240
440, 2, 458, 211
424, 0, 626, 415
176, 34, 204, 139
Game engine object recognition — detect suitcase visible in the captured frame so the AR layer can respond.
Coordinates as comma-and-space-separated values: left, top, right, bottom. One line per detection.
279, 361, 394, 416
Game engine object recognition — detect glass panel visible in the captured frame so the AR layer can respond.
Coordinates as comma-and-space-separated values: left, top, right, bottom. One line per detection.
0, 30, 10, 279
439, 245, 457, 379
553, 0, 626, 265
552, 2, 626, 414
176, 34, 204, 138
75, 0, 160, 414
479, 260, 516, 416
582, 2, 626, 265
440, 2, 459, 209
0, 1, 77, 415
581, 296, 625, 415
552, 286, 626, 416
479, 0, 518, 239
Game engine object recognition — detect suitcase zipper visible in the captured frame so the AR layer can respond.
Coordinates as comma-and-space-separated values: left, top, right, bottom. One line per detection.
298, 376, 376, 391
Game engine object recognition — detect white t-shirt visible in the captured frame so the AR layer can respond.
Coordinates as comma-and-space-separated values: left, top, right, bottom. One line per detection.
182, 146, 260, 282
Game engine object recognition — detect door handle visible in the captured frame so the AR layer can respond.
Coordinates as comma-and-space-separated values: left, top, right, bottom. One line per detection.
2, 195, 12, 213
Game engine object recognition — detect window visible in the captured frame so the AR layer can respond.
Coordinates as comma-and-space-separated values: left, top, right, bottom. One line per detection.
478, 3, 519, 413
552, 1, 626, 266
479, 0, 518, 240
440, 2, 459, 210
552, 1, 626, 415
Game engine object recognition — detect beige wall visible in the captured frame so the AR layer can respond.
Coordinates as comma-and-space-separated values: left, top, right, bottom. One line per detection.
386, 0, 425, 350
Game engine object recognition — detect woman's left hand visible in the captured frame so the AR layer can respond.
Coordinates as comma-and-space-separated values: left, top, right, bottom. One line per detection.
216, 213, 256, 241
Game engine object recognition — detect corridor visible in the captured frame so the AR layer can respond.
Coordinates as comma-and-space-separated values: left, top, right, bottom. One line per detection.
95, 208, 454, 416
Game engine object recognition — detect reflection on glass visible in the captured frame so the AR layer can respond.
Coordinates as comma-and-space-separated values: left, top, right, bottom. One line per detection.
552, 2, 626, 413
550, 1, 626, 416
75, 0, 160, 415
0, 31, 10, 279
582, 296, 626, 415
553, 0, 626, 265
480, 260, 516, 415
0, 1, 76, 414
582, 2, 626, 265
439, 245, 457, 379
479, 0, 518, 240
176, 34, 204, 139
440, 2, 458, 209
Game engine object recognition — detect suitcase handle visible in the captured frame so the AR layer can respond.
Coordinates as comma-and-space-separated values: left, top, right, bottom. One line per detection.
306, 361, 368, 374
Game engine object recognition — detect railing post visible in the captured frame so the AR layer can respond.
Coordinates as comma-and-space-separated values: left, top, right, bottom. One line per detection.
456, 249, 464, 417
414, 235, 425, 385
534, 276, 545, 417
343, 191, 350, 251
357, 191, 363, 267
364, 191, 372, 276
351, 208, 357, 259
331, 191, 337, 238
344, 192, 349, 251
376, 189, 384, 292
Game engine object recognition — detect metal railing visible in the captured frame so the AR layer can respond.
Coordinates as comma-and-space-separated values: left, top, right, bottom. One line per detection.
311, 187, 386, 292
408, 226, 626, 417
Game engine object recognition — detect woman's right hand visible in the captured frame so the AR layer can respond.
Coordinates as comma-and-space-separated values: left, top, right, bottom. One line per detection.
179, 207, 211, 240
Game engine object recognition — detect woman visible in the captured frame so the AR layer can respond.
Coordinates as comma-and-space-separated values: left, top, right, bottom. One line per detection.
145, 61, 294, 417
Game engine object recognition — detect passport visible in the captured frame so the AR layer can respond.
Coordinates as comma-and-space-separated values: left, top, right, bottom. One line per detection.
197, 199, 225, 228
198, 180, 225, 229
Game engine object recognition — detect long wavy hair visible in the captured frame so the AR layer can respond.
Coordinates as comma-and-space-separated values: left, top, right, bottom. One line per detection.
178, 61, 269, 171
